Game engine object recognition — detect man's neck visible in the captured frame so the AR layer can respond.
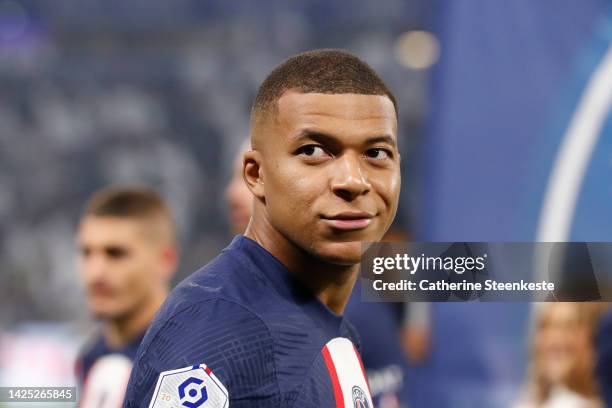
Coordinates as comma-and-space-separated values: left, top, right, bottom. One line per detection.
307, 260, 358, 315
103, 291, 166, 349
245, 215, 358, 315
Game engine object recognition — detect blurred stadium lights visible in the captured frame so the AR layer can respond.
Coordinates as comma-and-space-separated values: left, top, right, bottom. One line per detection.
394, 30, 439, 70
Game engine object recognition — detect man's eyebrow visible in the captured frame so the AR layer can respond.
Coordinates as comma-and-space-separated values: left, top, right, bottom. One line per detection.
292, 129, 338, 144
293, 129, 397, 148
365, 135, 397, 147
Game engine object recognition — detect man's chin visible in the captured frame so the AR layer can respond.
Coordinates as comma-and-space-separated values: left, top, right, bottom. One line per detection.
91, 310, 117, 321
89, 303, 127, 321
314, 241, 365, 265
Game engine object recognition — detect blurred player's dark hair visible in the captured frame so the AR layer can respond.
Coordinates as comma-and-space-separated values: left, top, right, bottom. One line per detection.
251, 48, 397, 123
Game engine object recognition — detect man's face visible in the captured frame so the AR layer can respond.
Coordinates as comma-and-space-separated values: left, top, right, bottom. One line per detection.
77, 216, 166, 320
535, 303, 593, 385
257, 91, 400, 264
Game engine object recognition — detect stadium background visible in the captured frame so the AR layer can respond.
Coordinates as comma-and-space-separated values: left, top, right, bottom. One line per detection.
0, 1, 610, 407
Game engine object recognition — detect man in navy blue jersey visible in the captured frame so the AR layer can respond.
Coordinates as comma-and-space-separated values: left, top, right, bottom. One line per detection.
124, 49, 401, 408
76, 186, 178, 407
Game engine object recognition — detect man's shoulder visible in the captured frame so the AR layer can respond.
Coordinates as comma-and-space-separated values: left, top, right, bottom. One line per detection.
148, 296, 273, 348
165, 239, 273, 311
144, 247, 275, 358
125, 296, 279, 407
152, 239, 305, 337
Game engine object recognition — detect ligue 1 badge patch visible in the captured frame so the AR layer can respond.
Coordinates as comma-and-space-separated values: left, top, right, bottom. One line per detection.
149, 364, 228, 408
352, 385, 370, 408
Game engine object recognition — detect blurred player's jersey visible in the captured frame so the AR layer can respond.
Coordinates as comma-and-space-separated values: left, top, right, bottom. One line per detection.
123, 236, 372, 408
76, 332, 144, 408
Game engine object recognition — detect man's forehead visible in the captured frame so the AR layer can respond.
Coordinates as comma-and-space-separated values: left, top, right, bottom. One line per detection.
277, 91, 397, 123
269, 92, 398, 146
79, 216, 144, 240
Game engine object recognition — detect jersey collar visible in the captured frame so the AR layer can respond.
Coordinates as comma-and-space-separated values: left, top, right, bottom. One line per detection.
229, 235, 344, 336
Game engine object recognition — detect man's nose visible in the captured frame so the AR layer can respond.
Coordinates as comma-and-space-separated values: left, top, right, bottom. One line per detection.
84, 254, 108, 281
330, 152, 371, 201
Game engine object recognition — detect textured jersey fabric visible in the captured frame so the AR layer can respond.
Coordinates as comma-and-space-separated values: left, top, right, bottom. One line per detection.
123, 235, 372, 408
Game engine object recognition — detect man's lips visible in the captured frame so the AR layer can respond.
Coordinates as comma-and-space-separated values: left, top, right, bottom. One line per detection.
321, 211, 375, 230
89, 282, 115, 297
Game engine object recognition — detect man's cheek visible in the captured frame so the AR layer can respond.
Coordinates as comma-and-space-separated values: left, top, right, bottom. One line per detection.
389, 171, 401, 198
373, 176, 400, 206
119, 269, 143, 298
291, 172, 327, 203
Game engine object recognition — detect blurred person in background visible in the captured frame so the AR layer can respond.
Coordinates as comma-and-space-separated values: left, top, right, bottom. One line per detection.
75, 186, 178, 407
594, 305, 612, 407
513, 302, 607, 408
225, 139, 252, 235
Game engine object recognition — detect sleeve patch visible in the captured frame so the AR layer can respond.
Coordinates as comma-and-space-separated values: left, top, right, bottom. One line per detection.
149, 364, 228, 408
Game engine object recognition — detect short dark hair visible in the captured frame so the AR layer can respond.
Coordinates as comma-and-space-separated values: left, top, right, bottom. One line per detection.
251, 49, 397, 123
83, 185, 175, 243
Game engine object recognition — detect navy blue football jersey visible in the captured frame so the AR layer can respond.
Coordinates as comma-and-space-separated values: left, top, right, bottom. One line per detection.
77, 332, 145, 407
123, 236, 373, 408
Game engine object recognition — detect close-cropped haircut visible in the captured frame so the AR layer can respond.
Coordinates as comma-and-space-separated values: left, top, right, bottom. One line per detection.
251, 49, 397, 124
83, 185, 176, 244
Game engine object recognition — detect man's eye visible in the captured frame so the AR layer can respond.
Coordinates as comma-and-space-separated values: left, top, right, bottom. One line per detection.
297, 145, 329, 158
105, 246, 128, 259
365, 148, 391, 160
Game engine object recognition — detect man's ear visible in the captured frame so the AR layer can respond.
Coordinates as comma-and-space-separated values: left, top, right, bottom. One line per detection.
160, 245, 179, 282
243, 149, 265, 200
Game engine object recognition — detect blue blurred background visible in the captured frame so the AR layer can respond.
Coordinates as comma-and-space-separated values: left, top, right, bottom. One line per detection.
1, 1, 611, 407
